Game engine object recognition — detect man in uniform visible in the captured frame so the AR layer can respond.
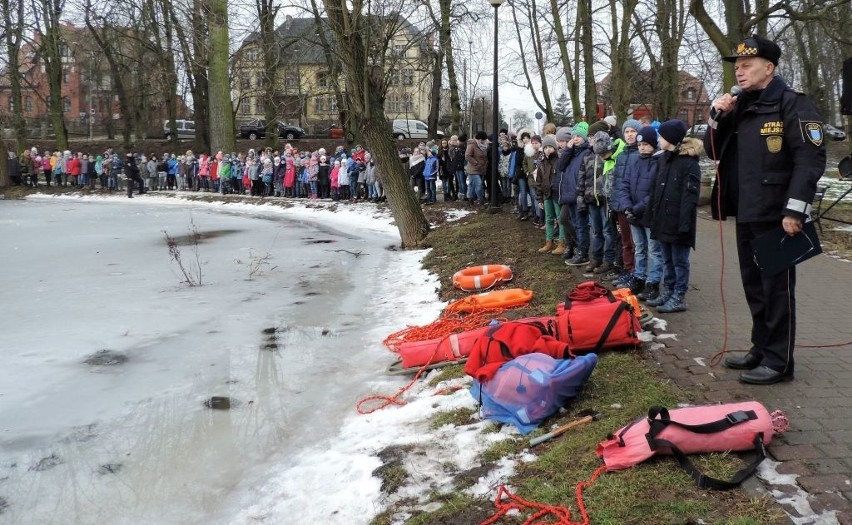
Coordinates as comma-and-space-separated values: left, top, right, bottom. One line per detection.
705, 35, 826, 384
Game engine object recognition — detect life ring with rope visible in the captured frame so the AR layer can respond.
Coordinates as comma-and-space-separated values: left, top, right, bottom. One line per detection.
452, 264, 513, 291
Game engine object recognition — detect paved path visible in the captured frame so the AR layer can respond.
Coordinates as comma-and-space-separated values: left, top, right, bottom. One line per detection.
650, 209, 852, 524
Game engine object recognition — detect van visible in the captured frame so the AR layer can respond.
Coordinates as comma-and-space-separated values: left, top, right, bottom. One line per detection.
164, 120, 195, 140
391, 119, 444, 140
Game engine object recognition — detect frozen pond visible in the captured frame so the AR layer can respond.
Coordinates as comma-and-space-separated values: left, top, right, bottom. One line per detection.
0, 197, 434, 524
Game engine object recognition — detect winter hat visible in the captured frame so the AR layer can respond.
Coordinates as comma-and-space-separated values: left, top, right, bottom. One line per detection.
572, 122, 589, 140
636, 126, 658, 147
604, 115, 617, 128
542, 135, 558, 150
587, 120, 610, 138
592, 131, 615, 155
555, 127, 573, 142
658, 119, 689, 145
320, 155, 327, 163
622, 119, 642, 133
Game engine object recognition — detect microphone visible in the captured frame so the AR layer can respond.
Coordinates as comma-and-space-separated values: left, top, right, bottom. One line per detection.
730, 85, 742, 96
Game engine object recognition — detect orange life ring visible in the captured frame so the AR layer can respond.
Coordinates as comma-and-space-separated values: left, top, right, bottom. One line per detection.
452, 265, 513, 291
445, 288, 534, 314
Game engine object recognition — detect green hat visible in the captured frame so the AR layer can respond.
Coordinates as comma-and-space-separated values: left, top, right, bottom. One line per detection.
572, 121, 589, 140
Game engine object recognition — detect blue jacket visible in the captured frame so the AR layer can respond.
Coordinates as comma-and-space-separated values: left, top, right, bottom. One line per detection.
611, 143, 640, 212
620, 151, 660, 224
551, 147, 571, 198
558, 144, 591, 205
423, 156, 439, 180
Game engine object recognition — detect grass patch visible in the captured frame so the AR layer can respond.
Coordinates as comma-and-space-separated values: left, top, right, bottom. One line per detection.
426, 363, 466, 387
428, 407, 477, 430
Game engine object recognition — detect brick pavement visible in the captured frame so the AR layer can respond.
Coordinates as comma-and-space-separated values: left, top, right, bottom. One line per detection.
646, 208, 852, 524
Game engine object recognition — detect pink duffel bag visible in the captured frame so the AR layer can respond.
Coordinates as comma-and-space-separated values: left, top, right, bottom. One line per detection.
596, 401, 788, 490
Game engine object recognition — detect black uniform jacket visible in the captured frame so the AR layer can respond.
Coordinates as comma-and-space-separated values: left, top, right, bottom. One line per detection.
705, 76, 826, 223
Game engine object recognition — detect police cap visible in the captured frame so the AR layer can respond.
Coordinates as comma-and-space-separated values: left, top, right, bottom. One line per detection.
723, 34, 781, 66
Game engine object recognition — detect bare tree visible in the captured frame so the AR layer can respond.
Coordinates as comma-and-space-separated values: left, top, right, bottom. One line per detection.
319, 0, 429, 247
206, 0, 235, 154
31, 0, 68, 150
256, 0, 279, 148
1, 0, 29, 153
171, 0, 210, 152
508, 0, 554, 118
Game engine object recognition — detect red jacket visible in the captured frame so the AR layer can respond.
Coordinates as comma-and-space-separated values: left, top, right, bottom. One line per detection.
67, 157, 81, 176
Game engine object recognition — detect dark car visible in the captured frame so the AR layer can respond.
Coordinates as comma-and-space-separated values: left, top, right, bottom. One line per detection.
238, 119, 305, 140
824, 124, 847, 141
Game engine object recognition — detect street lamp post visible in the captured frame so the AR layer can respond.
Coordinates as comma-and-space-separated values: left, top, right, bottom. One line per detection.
488, 0, 505, 213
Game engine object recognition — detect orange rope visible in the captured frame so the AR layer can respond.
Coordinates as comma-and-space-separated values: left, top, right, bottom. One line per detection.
355, 359, 433, 415
359, 306, 509, 415
479, 465, 607, 525
383, 306, 507, 353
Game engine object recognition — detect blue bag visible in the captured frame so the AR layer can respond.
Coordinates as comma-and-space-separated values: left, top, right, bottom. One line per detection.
471, 353, 598, 434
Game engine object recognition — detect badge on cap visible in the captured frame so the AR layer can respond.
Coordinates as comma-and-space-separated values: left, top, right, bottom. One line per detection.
800, 121, 824, 147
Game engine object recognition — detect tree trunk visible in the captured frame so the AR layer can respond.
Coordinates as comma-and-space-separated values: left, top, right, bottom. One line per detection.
321, 0, 429, 247
439, 0, 462, 134
550, 0, 581, 124
258, 0, 278, 148
171, 0, 210, 153
2, 0, 27, 153
39, 0, 68, 151
579, 0, 597, 121
427, 49, 443, 139
206, 0, 235, 154
607, 0, 638, 122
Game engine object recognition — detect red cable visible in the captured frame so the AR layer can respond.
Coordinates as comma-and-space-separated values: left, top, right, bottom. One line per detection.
479, 465, 607, 525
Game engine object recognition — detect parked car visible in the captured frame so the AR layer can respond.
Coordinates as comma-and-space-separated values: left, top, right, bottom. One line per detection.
688, 123, 707, 138
238, 119, 306, 140
163, 119, 195, 140
824, 124, 847, 141
390, 119, 444, 140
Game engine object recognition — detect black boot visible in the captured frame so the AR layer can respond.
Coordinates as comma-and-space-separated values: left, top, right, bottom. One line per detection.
637, 282, 659, 302
628, 276, 645, 295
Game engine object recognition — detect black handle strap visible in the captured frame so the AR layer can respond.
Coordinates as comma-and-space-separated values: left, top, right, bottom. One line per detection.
647, 435, 767, 490
645, 406, 765, 490
647, 407, 758, 437
591, 301, 630, 354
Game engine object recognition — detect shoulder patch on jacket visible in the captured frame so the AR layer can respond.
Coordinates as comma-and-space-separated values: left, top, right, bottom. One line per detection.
800, 120, 824, 147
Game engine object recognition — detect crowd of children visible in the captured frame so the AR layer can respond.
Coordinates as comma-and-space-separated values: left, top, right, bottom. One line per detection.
10, 144, 386, 203
517, 116, 702, 314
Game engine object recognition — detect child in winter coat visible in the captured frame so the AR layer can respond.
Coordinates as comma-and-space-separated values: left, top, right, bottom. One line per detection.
561, 128, 593, 266
577, 129, 624, 274
646, 120, 702, 313
619, 126, 664, 303
330, 160, 340, 201
534, 135, 563, 253
422, 149, 438, 203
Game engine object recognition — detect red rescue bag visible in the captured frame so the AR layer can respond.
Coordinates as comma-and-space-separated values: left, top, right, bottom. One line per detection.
596, 401, 788, 490
464, 319, 572, 382
554, 283, 640, 352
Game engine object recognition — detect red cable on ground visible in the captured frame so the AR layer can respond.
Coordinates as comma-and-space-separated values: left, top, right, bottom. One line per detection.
708, 127, 732, 367
479, 465, 607, 525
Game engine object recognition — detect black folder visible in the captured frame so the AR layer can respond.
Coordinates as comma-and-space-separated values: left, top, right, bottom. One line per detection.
752, 220, 821, 276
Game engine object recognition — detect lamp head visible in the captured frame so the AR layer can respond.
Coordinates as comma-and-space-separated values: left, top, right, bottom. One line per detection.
488, 0, 506, 6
